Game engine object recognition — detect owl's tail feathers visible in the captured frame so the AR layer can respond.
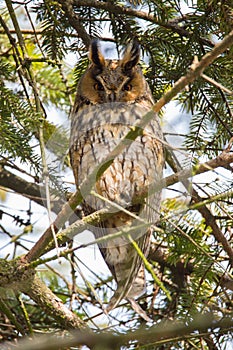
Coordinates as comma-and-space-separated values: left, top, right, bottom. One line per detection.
127, 298, 152, 322
105, 265, 152, 322
105, 294, 152, 323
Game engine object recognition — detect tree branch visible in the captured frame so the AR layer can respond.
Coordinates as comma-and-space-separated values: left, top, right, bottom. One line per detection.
192, 188, 233, 266
21, 275, 86, 330
152, 29, 233, 112
11, 311, 233, 350
58, 0, 91, 48
0, 165, 64, 214
166, 141, 233, 266
26, 149, 233, 265
148, 244, 233, 292
74, 0, 214, 47
165, 150, 233, 187
201, 73, 233, 95
0, 258, 85, 330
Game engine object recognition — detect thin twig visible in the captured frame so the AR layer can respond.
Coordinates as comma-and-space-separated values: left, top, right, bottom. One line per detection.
192, 188, 233, 265
201, 73, 233, 95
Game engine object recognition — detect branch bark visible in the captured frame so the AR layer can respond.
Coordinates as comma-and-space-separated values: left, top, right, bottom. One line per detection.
0, 258, 85, 330
0, 165, 64, 214
58, 0, 91, 48
21, 275, 86, 330
74, 0, 214, 47
11, 311, 233, 350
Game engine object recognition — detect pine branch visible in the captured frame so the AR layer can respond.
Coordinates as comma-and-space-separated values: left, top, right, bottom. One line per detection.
1, 2, 233, 344
152, 29, 233, 112
166, 139, 233, 266
74, 0, 215, 47
192, 188, 233, 265
148, 245, 233, 292
0, 14, 30, 100
57, 0, 91, 48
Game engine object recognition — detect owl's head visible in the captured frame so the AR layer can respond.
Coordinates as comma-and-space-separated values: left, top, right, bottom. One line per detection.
76, 40, 152, 106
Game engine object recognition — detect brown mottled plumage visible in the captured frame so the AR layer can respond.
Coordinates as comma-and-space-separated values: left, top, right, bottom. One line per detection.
69, 40, 163, 320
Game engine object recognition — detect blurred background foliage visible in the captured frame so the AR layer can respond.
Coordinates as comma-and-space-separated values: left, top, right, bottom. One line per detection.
0, 0, 233, 349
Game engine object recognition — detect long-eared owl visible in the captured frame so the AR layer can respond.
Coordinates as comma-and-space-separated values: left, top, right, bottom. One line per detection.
69, 40, 164, 317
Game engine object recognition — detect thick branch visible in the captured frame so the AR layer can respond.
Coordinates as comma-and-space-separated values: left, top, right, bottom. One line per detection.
21, 275, 86, 330
0, 165, 64, 214
74, 0, 214, 47
12, 312, 233, 350
58, 0, 91, 48
0, 258, 85, 330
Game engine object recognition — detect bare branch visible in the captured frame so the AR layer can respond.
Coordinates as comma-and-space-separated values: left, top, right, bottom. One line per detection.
0, 165, 64, 214
201, 73, 233, 95
11, 311, 233, 350
165, 150, 233, 187
58, 0, 91, 48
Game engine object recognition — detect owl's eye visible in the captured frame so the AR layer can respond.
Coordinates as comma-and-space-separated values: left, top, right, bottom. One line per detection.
94, 81, 104, 91
123, 83, 132, 91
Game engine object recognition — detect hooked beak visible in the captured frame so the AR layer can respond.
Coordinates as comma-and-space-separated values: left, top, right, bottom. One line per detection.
106, 91, 117, 102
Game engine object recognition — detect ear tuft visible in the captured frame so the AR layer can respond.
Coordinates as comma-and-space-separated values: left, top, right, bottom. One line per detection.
89, 39, 105, 67
121, 40, 140, 71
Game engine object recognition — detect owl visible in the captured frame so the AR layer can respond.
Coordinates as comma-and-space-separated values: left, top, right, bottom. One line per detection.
69, 40, 164, 319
